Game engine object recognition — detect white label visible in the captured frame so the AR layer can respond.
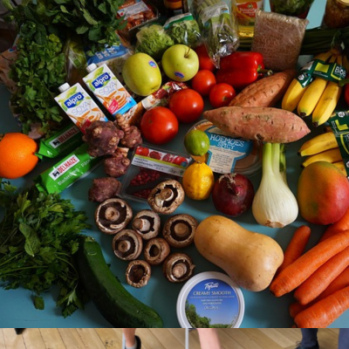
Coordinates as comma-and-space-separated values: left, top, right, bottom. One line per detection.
49, 126, 80, 149
49, 155, 80, 180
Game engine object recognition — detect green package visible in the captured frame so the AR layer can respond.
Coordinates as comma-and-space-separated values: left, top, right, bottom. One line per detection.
36, 123, 83, 159
35, 143, 100, 194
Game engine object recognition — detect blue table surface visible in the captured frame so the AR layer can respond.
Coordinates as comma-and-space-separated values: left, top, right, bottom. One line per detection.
2, 0, 349, 328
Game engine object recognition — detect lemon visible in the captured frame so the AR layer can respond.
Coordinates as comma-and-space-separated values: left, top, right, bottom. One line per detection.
182, 162, 214, 200
184, 130, 210, 156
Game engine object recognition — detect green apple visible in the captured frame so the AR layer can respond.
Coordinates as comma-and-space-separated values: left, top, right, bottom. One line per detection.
122, 53, 162, 96
162, 45, 199, 82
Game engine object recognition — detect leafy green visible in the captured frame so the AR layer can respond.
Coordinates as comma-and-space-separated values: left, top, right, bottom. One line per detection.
166, 16, 201, 48
136, 25, 174, 60
0, 180, 90, 317
270, 0, 314, 16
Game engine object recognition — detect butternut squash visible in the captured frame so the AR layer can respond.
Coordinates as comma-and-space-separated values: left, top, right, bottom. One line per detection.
194, 215, 284, 292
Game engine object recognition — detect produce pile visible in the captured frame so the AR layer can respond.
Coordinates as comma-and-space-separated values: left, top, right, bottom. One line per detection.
2, 0, 349, 329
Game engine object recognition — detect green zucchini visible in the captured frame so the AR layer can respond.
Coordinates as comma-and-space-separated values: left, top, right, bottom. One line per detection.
76, 236, 164, 328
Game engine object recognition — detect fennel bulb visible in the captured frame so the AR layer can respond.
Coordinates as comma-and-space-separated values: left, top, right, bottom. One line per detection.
252, 143, 298, 228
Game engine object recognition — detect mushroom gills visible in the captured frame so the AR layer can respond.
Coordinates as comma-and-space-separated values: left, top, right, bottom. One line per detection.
114, 236, 136, 258
172, 260, 192, 281
129, 264, 147, 283
99, 202, 128, 229
133, 215, 154, 234
154, 185, 178, 207
171, 220, 192, 241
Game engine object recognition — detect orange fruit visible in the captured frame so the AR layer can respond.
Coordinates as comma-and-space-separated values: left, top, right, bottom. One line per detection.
0, 133, 39, 179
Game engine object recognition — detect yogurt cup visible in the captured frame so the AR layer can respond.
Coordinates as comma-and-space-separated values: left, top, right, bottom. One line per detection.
186, 121, 262, 176
177, 272, 245, 328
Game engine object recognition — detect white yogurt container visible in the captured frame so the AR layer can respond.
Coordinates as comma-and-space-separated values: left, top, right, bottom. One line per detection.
177, 272, 245, 328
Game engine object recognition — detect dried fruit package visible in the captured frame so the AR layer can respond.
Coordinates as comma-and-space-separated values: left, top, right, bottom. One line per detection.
251, 10, 308, 71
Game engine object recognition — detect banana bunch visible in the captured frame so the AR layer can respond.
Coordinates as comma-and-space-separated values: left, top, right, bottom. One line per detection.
282, 50, 347, 127
298, 131, 346, 175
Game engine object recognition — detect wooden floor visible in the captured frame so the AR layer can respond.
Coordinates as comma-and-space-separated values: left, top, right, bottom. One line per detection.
0, 328, 340, 349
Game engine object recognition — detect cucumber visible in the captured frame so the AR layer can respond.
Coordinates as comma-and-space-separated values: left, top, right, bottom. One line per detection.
76, 236, 164, 328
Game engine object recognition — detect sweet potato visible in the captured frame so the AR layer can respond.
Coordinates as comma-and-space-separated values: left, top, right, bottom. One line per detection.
229, 69, 296, 108
203, 106, 310, 143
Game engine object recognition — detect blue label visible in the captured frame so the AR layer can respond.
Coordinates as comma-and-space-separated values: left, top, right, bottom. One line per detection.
175, 71, 185, 79
149, 61, 157, 68
185, 278, 241, 328
87, 45, 129, 65
64, 92, 84, 109
92, 72, 111, 89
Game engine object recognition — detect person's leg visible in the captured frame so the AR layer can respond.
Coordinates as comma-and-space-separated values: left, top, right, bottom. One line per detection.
338, 329, 349, 349
298, 329, 319, 349
122, 329, 141, 349
197, 329, 221, 349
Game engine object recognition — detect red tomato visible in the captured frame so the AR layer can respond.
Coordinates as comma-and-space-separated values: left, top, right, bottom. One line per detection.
209, 83, 236, 108
191, 70, 217, 97
135, 146, 149, 156
169, 89, 204, 124
172, 156, 188, 166
195, 45, 215, 71
140, 107, 178, 145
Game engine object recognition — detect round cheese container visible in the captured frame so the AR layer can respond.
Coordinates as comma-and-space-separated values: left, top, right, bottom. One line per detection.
177, 271, 245, 328
187, 120, 262, 176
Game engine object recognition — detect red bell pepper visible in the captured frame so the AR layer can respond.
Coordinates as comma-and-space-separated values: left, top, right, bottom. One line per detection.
216, 52, 269, 90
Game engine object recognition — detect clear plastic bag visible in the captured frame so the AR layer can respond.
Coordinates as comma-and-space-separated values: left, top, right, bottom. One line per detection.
190, 0, 240, 68
164, 13, 201, 48
251, 10, 308, 71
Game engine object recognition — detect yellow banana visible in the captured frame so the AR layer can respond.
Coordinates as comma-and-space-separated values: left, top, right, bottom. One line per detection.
298, 131, 338, 157
302, 148, 342, 168
282, 79, 308, 112
312, 55, 343, 127
297, 55, 337, 118
333, 161, 347, 176
282, 51, 333, 112
297, 77, 328, 117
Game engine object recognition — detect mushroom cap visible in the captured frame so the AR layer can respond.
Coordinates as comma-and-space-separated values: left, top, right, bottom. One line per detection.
163, 253, 195, 283
112, 229, 143, 261
144, 238, 171, 266
125, 260, 151, 288
147, 180, 185, 215
95, 198, 133, 234
163, 214, 198, 248
132, 210, 161, 240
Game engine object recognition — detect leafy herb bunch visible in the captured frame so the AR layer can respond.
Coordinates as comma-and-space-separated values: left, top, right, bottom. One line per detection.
0, 180, 90, 317
4, 0, 126, 135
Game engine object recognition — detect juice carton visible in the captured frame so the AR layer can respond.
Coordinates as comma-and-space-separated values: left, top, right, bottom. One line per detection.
83, 63, 136, 116
54, 83, 108, 133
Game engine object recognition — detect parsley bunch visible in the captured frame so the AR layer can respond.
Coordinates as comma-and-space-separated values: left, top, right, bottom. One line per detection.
0, 180, 90, 317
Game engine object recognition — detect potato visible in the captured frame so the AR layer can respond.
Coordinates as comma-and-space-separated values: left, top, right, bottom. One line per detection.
194, 215, 284, 292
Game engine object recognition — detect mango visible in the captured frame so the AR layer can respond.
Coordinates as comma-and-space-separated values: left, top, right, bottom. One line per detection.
297, 161, 349, 225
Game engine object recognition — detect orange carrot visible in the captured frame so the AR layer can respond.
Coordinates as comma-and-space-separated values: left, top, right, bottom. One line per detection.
294, 286, 349, 328
289, 301, 307, 318
294, 246, 349, 305
269, 230, 349, 297
317, 266, 349, 300
289, 267, 349, 319
277, 225, 311, 274
320, 206, 349, 242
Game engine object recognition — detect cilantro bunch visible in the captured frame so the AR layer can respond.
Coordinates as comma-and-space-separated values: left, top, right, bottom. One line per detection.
0, 180, 90, 317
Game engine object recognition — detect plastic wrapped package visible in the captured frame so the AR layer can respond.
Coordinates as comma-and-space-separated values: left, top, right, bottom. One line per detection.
189, 0, 240, 68
164, 13, 201, 48
135, 25, 174, 60
251, 10, 308, 71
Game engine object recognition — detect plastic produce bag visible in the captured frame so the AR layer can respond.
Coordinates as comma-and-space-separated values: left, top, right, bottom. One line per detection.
164, 13, 201, 48
135, 24, 174, 60
252, 10, 308, 71
190, 0, 239, 68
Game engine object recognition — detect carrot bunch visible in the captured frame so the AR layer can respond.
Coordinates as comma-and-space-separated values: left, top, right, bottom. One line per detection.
269, 212, 349, 328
